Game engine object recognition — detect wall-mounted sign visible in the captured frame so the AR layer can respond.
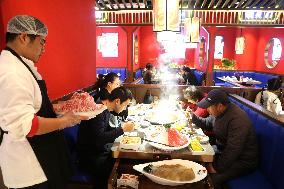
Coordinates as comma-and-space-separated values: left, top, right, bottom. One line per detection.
97, 33, 118, 57
235, 37, 245, 55
153, 0, 180, 32
133, 35, 139, 65
214, 36, 224, 59
239, 11, 280, 23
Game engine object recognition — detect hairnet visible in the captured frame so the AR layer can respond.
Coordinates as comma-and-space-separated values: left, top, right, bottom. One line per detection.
7, 15, 48, 37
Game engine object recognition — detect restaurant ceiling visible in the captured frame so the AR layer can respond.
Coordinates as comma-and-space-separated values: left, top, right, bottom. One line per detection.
96, 0, 284, 11
95, 0, 284, 26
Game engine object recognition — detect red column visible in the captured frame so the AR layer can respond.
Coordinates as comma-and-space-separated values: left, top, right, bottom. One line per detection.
205, 27, 218, 86
121, 26, 139, 82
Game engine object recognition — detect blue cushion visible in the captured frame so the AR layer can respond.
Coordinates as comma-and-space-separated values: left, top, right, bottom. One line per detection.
269, 127, 284, 189
63, 126, 92, 183
135, 69, 143, 79
70, 168, 92, 183
228, 96, 284, 189
227, 170, 273, 189
193, 70, 205, 86
96, 68, 127, 82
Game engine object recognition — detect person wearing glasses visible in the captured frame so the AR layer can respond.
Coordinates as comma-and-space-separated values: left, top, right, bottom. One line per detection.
0, 15, 86, 189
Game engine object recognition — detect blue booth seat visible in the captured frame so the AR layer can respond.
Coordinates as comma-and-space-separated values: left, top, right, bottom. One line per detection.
227, 96, 284, 189
63, 125, 92, 184
134, 68, 143, 80
193, 70, 205, 86
214, 71, 280, 88
96, 68, 127, 82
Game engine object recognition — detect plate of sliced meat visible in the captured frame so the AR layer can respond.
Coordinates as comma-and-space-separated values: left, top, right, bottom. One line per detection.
54, 92, 106, 119
146, 128, 190, 151
133, 159, 207, 186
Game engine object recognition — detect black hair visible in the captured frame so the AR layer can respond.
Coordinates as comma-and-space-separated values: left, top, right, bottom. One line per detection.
6, 32, 37, 43
267, 77, 282, 91
183, 86, 203, 101
260, 86, 265, 106
182, 66, 192, 73
94, 72, 119, 91
146, 63, 153, 70
108, 86, 133, 103
260, 77, 283, 105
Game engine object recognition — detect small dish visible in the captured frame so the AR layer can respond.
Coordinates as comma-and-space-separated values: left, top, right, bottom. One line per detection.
119, 136, 141, 151
191, 134, 209, 144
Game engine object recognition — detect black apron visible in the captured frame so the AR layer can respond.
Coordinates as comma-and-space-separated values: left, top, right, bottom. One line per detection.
3, 47, 73, 189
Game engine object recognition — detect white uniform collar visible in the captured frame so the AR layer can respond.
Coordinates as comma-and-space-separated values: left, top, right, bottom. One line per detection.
20, 56, 42, 80
3, 49, 43, 80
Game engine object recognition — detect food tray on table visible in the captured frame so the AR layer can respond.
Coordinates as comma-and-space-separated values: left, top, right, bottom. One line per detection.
108, 159, 214, 189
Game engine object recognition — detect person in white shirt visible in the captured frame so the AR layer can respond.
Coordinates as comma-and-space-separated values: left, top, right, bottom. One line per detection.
0, 15, 86, 189
255, 77, 284, 115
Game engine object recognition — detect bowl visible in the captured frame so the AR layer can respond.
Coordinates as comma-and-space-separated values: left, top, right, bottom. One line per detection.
133, 159, 207, 186
119, 136, 141, 151
191, 134, 209, 144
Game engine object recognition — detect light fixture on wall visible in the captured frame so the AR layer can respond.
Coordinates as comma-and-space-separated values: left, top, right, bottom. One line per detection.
235, 28, 245, 54
184, 15, 200, 43
153, 0, 180, 32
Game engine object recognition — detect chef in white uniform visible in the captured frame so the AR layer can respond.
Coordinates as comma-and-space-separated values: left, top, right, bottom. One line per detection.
0, 15, 86, 189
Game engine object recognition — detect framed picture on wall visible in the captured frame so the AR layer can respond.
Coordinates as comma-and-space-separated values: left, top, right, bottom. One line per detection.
97, 33, 118, 57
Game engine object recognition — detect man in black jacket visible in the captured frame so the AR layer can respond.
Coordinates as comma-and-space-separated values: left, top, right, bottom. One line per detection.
77, 87, 135, 189
192, 89, 258, 189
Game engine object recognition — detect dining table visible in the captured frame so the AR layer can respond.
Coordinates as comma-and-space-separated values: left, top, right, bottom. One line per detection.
108, 103, 216, 189
217, 76, 262, 87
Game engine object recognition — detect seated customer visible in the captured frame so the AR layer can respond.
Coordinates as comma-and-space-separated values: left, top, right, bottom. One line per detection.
179, 66, 198, 85
183, 85, 208, 118
191, 89, 258, 189
94, 72, 121, 103
77, 87, 135, 189
255, 77, 284, 115
94, 72, 128, 126
143, 63, 155, 84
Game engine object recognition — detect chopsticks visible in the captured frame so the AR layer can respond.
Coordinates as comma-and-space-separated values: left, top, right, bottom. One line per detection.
142, 138, 176, 147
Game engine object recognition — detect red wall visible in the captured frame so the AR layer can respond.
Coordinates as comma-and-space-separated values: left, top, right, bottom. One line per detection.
213, 27, 284, 74
0, 0, 97, 99
96, 26, 127, 68
234, 28, 258, 70
255, 28, 284, 74
138, 26, 284, 75
139, 26, 199, 69
213, 27, 236, 67
0, 3, 4, 49
140, 26, 160, 68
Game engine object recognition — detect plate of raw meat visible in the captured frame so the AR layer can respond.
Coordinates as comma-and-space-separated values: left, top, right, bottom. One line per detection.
145, 128, 190, 151
53, 92, 106, 119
